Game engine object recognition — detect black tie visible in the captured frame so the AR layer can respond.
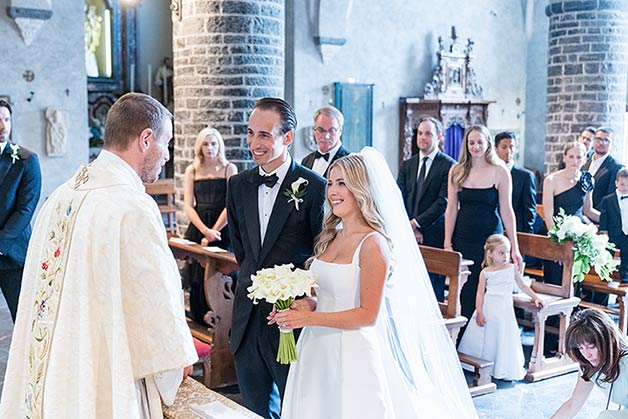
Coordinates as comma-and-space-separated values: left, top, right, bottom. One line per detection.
252, 173, 279, 188
315, 151, 330, 161
621, 195, 628, 200
416, 157, 429, 199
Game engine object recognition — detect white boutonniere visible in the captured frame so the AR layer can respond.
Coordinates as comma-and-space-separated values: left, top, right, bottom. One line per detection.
9, 144, 22, 164
283, 177, 309, 211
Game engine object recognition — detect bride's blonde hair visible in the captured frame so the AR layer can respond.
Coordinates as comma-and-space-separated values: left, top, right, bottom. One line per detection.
310, 154, 390, 265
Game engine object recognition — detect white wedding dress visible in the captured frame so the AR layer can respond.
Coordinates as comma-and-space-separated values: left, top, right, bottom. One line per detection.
283, 234, 440, 418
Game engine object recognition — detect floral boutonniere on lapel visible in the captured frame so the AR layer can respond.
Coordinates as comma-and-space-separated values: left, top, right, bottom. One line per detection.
283, 177, 309, 211
9, 144, 22, 164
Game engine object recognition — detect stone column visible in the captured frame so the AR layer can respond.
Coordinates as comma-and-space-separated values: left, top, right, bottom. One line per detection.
171, 0, 285, 230
545, 0, 628, 172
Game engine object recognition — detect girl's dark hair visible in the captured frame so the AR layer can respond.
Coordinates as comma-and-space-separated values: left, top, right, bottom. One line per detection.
565, 308, 628, 384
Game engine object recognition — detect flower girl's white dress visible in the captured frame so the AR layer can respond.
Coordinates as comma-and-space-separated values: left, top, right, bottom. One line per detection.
458, 265, 526, 380
281, 233, 441, 419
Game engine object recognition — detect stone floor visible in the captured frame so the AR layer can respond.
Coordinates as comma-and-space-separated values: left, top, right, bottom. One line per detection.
0, 297, 613, 417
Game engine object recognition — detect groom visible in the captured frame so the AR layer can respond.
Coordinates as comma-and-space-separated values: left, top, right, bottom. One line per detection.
227, 98, 326, 418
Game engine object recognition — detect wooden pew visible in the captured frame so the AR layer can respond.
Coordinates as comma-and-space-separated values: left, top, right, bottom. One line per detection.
168, 236, 239, 389
516, 233, 580, 382
580, 267, 628, 334
419, 245, 496, 397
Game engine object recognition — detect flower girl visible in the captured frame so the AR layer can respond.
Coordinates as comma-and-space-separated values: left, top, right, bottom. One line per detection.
458, 234, 545, 380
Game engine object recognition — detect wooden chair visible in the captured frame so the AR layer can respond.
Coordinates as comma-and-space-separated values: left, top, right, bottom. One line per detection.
419, 245, 496, 397
145, 178, 177, 233
517, 233, 580, 382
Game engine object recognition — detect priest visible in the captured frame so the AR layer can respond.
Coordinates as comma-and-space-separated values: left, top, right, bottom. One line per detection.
0, 93, 197, 418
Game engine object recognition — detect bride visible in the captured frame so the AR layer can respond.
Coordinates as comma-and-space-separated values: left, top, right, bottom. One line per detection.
274, 148, 478, 418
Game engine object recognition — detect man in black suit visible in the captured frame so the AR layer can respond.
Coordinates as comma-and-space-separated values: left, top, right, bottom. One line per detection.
227, 98, 326, 419
0, 100, 41, 321
494, 131, 536, 233
600, 167, 628, 284
300, 105, 350, 177
397, 116, 455, 301
583, 127, 624, 212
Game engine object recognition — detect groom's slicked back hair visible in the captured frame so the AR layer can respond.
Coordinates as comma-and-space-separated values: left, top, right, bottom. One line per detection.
253, 97, 297, 135
104, 92, 172, 151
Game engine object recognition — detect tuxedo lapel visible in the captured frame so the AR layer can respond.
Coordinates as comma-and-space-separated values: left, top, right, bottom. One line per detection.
259, 161, 299, 263
595, 158, 610, 181
0, 143, 13, 186
244, 170, 262, 262
407, 156, 420, 211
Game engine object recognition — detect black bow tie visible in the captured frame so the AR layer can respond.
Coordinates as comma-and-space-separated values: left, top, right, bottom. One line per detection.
252, 172, 279, 188
621, 195, 628, 200
315, 151, 330, 161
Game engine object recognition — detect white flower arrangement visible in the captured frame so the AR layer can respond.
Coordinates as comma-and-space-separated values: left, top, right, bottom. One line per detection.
283, 177, 309, 211
548, 209, 619, 283
247, 263, 318, 363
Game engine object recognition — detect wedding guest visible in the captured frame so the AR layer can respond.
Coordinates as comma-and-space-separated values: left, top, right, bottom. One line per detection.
226, 98, 326, 419
582, 127, 624, 212
182, 127, 237, 324
558, 127, 595, 170
0, 93, 196, 417
599, 167, 628, 283
301, 105, 350, 177
459, 234, 544, 381
494, 131, 536, 233
397, 116, 455, 301
0, 100, 41, 322
444, 124, 522, 325
550, 308, 628, 418
276, 149, 478, 419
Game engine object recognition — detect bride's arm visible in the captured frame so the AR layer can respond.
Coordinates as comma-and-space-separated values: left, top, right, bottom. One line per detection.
274, 234, 389, 330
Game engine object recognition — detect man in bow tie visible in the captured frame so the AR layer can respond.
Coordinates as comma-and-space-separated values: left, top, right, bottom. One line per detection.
227, 98, 326, 419
599, 168, 628, 285
301, 105, 350, 177
0, 100, 41, 321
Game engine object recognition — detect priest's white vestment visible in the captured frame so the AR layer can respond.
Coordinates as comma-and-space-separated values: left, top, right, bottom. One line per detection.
0, 150, 198, 418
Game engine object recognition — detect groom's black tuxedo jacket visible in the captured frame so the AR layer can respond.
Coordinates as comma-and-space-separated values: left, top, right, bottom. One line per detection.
301, 145, 350, 178
397, 151, 455, 248
583, 154, 624, 211
510, 164, 537, 233
0, 143, 41, 270
227, 160, 326, 352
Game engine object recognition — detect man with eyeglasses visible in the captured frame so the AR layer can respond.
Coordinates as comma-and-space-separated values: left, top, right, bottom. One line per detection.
582, 127, 624, 211
301, 105, 350, 177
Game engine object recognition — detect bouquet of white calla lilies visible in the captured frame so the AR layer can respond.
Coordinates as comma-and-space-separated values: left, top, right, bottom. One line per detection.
247, 263, 318, 364
548, 209, 619, 283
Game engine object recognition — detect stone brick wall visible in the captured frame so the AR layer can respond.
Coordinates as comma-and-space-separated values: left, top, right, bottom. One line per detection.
545, 0, 628, 172
172, 0, 285, 230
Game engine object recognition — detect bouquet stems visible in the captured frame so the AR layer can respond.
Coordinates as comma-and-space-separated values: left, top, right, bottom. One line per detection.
275, 298, 298, 364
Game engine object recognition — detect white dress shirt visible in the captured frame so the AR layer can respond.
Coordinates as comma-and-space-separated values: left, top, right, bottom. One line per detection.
589, 153, 609, 177
617, 190, 628, 235
258, 155, 292, 243
312, 142, 342, 176
0, 141, 6, 154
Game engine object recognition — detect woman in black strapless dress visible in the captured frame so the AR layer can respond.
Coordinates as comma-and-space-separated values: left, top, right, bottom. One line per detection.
183, 128, 238, 324
542, 142, 598, 286
444, 125, 522, 326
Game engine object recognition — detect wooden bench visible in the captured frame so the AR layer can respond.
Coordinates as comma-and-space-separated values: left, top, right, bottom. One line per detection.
168, 236, 239, 389
580, 267, 628, 334
516, 233, 580, 382
419, 245, 496, 397
145, 178, 177, 233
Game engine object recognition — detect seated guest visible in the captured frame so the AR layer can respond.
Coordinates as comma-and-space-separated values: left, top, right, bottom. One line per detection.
558, 127, 595, 170
550, 308, 628, 418
397, 116, 455, 301
599, 167, 628, 283
583, 127, 624, 212
182, 127, 237, 324
301, 105, 349, 177
494, 131, 536, 233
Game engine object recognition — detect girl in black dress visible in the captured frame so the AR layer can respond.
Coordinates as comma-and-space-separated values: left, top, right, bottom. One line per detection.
183, 127, 237, 324
444, 125, 522, 325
